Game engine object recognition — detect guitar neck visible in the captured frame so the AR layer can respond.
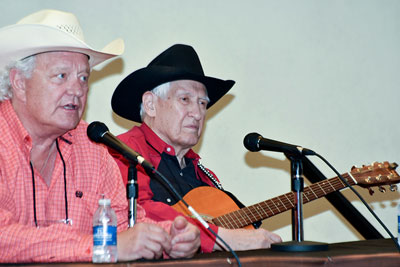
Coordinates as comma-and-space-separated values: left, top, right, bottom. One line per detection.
212, 173, 355, 229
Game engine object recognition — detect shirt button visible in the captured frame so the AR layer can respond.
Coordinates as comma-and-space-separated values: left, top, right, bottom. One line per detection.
166, 198, 171, 203
166, 147, 171, 152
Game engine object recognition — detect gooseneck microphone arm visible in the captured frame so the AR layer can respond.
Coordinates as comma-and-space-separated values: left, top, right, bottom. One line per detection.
87, 121, 242, 266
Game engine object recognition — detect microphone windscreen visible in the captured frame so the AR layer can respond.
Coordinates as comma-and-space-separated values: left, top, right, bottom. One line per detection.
243, 132, 261, 152
87, 121, 109, 142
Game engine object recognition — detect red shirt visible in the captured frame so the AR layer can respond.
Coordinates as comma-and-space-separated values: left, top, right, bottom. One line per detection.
0, 100, 171, 262
113, 123, 220, 253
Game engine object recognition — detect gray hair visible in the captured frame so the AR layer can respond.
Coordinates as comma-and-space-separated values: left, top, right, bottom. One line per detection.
139, 82, 171, 122
0, 56, 36, 101
139, 81, 210, 122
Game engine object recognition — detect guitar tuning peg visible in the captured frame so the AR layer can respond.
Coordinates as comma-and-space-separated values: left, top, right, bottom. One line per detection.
389, 184, 398, 192
389, 162, 398, 170
368, 188, 375, 195
351, 165, 360, 172
378, 186, 386, 193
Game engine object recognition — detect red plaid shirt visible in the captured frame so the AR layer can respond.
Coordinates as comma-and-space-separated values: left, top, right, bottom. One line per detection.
0, 100, 171, 263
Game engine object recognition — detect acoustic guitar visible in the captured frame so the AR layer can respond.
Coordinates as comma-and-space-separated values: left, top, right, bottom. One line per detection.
172, 161, 399, 229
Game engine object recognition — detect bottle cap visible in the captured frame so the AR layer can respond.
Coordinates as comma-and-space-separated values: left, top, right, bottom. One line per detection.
98, 198, 111, 205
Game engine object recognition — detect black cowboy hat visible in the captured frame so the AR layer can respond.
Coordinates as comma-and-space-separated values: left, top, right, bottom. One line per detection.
111, 44, 235, 122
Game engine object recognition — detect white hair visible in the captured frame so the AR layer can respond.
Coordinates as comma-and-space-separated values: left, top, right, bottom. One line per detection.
139, 82, 171, 122
0, 56, 36, 101
139, 81, 210, 122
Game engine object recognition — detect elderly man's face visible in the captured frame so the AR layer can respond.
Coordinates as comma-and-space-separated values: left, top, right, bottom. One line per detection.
22, 51, 90, 135
152, 80, 208, 152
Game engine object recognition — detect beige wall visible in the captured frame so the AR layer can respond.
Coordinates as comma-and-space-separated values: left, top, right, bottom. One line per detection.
2, 0, 399, 244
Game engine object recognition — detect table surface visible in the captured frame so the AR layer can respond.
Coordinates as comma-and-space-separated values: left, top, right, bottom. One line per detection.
2, 238, 399, 267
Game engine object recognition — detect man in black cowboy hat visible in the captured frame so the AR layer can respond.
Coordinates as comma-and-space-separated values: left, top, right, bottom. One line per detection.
111, 44, 282, 253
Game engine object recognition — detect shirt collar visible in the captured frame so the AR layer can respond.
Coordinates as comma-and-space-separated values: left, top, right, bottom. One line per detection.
0, 100, 32, 150
140, 122, 200, 160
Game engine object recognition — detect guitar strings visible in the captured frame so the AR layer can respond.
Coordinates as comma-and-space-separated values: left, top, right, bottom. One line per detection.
214, 175, 354, 229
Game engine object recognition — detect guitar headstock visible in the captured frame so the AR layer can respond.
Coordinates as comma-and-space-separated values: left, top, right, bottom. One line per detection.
350, 161, 400, 189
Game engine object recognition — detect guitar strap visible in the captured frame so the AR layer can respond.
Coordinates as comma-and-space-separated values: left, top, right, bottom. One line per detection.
197, 161, 223, 190
197, 161, 261, 229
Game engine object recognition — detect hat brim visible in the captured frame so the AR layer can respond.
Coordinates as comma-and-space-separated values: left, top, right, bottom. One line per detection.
112, 66, 235, 122
0, 24, 124, 71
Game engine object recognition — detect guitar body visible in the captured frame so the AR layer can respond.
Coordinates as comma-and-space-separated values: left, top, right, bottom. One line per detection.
172, 186, 255, 229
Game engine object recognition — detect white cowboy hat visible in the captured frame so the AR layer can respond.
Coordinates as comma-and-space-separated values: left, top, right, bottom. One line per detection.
0, 9, 124, 71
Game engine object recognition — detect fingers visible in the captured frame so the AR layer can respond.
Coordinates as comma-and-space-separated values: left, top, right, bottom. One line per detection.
118, 220, 201, 261
169, 234, 201, 258
141, 240, 164, 259
139, 227, 170, 259
117, 223, 172, 261
216, 227, 282, 251
170, 216, 188, 235
267, 231, 282, 243
169, 242, 199, 259
171, 224, 199, 245
171, 217, 199, 244
169, 219, 201, 258
259, 229, 282, 248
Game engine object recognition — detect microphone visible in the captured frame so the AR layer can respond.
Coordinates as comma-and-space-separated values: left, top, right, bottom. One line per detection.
87, 121, 154, 172
243, 132, 315, 156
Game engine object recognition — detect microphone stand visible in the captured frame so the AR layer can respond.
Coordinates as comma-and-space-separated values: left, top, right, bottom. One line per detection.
127, 163, 138, 228
271, 154, 328, 252
291, 157, 304, 241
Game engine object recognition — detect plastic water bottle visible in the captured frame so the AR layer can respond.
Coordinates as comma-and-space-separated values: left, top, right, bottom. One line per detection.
92, 198, 117, 263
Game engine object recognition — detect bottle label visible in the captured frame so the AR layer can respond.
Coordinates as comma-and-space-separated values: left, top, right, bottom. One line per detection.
398, 214, 400, 234
93, 225, 117, 246
398, 214, 400, 246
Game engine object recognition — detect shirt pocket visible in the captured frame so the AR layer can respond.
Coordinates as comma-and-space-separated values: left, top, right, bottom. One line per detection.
80, 190, 102, 218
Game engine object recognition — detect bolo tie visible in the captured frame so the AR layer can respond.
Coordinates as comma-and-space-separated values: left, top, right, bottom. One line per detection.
29, 139, 69, 227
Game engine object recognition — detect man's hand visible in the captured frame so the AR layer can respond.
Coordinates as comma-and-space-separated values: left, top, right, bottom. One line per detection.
215, 228, 282, 251
168, 216, 201, 258
117, 223, 172, 261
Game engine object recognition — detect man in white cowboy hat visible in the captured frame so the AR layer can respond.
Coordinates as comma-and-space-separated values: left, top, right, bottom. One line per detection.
0, 10, 200, 262
111, 44, 282, 253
